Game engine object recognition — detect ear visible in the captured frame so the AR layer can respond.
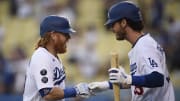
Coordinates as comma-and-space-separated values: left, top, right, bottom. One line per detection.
121, 19, 127, 28
50, 32, 56, 41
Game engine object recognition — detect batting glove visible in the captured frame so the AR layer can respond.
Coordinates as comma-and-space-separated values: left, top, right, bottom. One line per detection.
75, 83, 91, 98
88, 81, 110, 94
109, 66, 132, 85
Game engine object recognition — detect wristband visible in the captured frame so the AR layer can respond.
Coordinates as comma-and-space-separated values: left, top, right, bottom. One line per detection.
63, 87, 77, 98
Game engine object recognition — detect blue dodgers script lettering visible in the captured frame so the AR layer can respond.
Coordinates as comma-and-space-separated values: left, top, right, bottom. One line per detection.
130, 63, 137, 75
53, 67, 65, 85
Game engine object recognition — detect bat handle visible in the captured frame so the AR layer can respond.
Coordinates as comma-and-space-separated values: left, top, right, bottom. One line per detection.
111, 53, 120, 101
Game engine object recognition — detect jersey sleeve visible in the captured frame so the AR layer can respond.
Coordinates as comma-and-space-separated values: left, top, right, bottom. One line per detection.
31, 61, 54, 90
139, 48, 164, 75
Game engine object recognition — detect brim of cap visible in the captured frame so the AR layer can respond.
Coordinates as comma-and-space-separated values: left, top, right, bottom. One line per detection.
57, 28, 76, 34
104, 17, 123, 28
104, 19, 116, 28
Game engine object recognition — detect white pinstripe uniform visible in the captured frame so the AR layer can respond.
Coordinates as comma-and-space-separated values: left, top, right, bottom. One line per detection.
128, 34, 175, 101
23, 47, 66, 101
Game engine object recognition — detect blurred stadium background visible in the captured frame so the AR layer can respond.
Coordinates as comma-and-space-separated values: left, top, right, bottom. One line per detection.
0, 0, 180, 101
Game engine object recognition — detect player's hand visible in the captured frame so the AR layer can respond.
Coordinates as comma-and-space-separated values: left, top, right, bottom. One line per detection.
88, 81, 110, 94
75, 83, 91, 98
108, 66, 132, 85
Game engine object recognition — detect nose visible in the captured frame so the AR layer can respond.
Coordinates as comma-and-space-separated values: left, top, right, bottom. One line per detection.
110, 28, 116, 33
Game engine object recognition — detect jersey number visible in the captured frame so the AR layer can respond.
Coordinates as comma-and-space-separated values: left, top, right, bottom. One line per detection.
148, 58, 158, 67
134, 86, 144, 95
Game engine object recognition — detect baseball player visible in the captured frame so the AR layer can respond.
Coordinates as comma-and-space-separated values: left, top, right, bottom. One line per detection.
23, 15, 91, 101
89, 1, 175, 101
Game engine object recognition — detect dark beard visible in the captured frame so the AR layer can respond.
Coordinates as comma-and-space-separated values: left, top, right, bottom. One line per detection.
57, 46, 66, 54
116, 24, 126, 40
116, 31, 126, 40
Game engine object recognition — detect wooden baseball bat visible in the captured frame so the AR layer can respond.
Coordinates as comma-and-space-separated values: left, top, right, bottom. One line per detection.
111, 52, 120, 101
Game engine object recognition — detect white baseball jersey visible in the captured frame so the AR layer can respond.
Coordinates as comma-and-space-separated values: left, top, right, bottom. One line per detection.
128, 34, 175, 101
23, 47, 66, 101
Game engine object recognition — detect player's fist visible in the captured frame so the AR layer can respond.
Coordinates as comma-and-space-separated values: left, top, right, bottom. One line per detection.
75, 83, 91, 98
88, 81, 110, 94
109, 66, 132, 85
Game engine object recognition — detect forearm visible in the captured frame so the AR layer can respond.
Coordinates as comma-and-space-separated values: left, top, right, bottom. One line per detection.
44, 87, 64, 100
132, 71, 164, 88
43, 87, 77, 100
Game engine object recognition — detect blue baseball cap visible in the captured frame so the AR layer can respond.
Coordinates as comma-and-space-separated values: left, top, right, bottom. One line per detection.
40, 15, 76, 37
105, 1, 142, 27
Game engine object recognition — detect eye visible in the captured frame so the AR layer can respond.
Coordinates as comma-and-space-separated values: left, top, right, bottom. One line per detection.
112, 23, 116, 28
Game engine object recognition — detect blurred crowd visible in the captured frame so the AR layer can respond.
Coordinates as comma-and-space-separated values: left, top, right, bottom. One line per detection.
0, 0, 180, 100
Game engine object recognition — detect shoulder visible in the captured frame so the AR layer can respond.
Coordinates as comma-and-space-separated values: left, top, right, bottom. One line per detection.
132, 34, 159, 58
136, 34, 157, 52
32, 47, 48, 59
30, 47, 51, 65
29, 48, 54, 75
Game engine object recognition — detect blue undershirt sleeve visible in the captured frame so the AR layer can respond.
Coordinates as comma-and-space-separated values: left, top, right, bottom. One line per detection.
39, 87, 77, 98
132, 71, 164, 88
63, 87, 77, 98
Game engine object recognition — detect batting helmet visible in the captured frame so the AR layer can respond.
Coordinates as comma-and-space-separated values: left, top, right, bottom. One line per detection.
105, 1, 142, 27
40, 15, 76, 37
